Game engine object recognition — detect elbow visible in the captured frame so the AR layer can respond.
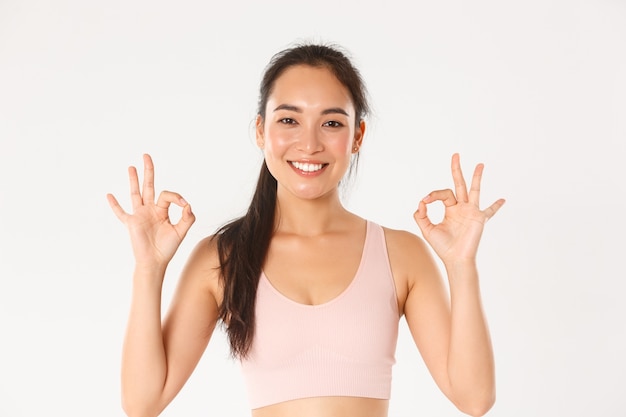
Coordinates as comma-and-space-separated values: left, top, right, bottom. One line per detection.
455, 391, 496, 417
121, 396, 159, 417
121, 402, 144, 417
447, 368, 496, 416
121, 381, 167, 417
121, 406, 156, 417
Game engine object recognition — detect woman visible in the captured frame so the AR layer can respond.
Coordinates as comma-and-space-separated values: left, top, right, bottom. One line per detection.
107, 43, 505, 417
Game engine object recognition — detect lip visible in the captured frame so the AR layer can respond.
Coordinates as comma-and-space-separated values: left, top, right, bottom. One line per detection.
288, 160, 329, 177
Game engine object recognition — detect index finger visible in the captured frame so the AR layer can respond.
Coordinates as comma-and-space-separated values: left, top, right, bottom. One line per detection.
451, 153, 468, 203
142, 153, 155, 204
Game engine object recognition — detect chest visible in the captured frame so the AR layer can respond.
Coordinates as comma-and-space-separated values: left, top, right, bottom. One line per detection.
262, 231, 365, 306
247, 222, 400, 369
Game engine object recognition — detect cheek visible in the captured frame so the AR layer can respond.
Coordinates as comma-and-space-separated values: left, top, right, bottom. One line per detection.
263, 129, 292, 156
329, 132, 355, 154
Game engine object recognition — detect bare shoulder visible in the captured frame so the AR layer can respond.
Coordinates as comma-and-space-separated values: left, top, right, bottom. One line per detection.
185, 235, 221, 270
382, 226, 434, 265
179, 235, 223, 307
381, 226, 442, 314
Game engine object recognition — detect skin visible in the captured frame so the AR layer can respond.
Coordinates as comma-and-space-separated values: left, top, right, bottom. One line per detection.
107, 65, 505, 417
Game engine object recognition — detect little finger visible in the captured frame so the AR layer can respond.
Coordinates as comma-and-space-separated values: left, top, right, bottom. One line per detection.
106, 193, 129, 223
483, 198, 506, 221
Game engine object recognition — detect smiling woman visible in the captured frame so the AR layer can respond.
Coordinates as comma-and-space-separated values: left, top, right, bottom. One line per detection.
257, 64, 364, 201
107, 42, 505, 417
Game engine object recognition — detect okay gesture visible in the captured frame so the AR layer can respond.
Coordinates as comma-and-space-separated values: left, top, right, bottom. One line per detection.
413, 153, 505, 265
106, 154, 195, 269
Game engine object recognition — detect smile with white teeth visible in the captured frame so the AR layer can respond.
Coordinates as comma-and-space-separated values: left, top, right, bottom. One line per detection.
290, 161, 326, 172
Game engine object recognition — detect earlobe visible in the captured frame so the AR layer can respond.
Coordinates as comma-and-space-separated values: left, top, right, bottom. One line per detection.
352, 120, 366, 153
255, 115, 265, 149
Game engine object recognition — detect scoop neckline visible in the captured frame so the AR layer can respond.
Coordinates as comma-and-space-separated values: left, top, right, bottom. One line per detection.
260, 220, 370, 308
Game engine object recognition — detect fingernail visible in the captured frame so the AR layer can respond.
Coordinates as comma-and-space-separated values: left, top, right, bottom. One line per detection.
180, 198, 188, 205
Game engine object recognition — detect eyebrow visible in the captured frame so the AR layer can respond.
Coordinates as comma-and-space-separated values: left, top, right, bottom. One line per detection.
273, 104, 350, 117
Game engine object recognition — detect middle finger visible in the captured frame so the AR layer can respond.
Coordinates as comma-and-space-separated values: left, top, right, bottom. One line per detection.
451, 153, 468, 203
142, 154, 155, 204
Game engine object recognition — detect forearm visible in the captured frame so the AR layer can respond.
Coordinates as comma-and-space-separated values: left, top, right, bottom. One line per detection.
121, 266, 168, 417
445, 261, 495, 415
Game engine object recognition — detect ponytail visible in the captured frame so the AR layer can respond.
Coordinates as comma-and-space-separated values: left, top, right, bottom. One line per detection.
214, 161, 276, 358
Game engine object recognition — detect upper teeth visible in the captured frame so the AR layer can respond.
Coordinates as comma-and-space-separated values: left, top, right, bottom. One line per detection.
292, 161, 324, 172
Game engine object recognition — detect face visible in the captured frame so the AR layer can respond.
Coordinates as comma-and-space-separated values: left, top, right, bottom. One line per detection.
256, 65, 365, 201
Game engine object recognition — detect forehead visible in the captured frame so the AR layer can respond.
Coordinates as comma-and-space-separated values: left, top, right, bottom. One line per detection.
268, 65, 354, 112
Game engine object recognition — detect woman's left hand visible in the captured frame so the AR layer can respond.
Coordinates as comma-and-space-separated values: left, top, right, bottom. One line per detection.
413, 153, 505, 265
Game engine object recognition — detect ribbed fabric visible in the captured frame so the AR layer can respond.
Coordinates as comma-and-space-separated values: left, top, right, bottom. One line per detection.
240, 221, 400, 409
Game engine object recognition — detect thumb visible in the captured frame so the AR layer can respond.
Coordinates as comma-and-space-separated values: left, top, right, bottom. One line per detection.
413, 199, 434, 236
173, 203, 196, 238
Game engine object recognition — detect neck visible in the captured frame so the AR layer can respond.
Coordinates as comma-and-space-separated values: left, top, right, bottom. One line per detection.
274, 187, 353, 236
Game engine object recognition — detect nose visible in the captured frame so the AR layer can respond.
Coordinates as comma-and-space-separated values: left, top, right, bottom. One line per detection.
296, 125, 323, 153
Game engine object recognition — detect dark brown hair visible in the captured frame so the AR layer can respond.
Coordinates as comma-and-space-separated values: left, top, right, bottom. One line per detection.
214, 42, 370, 359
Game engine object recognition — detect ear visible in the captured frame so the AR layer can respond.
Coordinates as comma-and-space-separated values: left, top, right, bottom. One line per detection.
255, 115, 265, 149
352, 119, 366, 153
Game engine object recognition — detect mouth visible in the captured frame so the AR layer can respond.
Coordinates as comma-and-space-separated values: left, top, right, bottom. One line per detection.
289, 161, 328, 173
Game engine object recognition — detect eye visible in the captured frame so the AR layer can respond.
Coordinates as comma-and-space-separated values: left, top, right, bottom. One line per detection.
323, 120, 343, 128
278, 118, 297, 125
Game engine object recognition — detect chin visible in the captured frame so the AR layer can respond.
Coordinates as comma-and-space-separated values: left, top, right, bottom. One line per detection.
289, 186, 335, 201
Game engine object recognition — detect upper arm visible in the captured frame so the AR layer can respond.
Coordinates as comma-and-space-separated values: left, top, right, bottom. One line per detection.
159, 236, 222, 407
385, 228, 453, 396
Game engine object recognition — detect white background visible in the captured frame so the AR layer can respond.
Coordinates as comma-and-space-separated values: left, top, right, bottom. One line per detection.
1, 0, 625, 416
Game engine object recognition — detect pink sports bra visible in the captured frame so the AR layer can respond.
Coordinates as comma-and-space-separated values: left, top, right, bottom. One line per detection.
240, 221, 400, 409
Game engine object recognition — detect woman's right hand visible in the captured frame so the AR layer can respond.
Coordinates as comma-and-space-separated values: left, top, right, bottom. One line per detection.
107, 154, 195, 271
